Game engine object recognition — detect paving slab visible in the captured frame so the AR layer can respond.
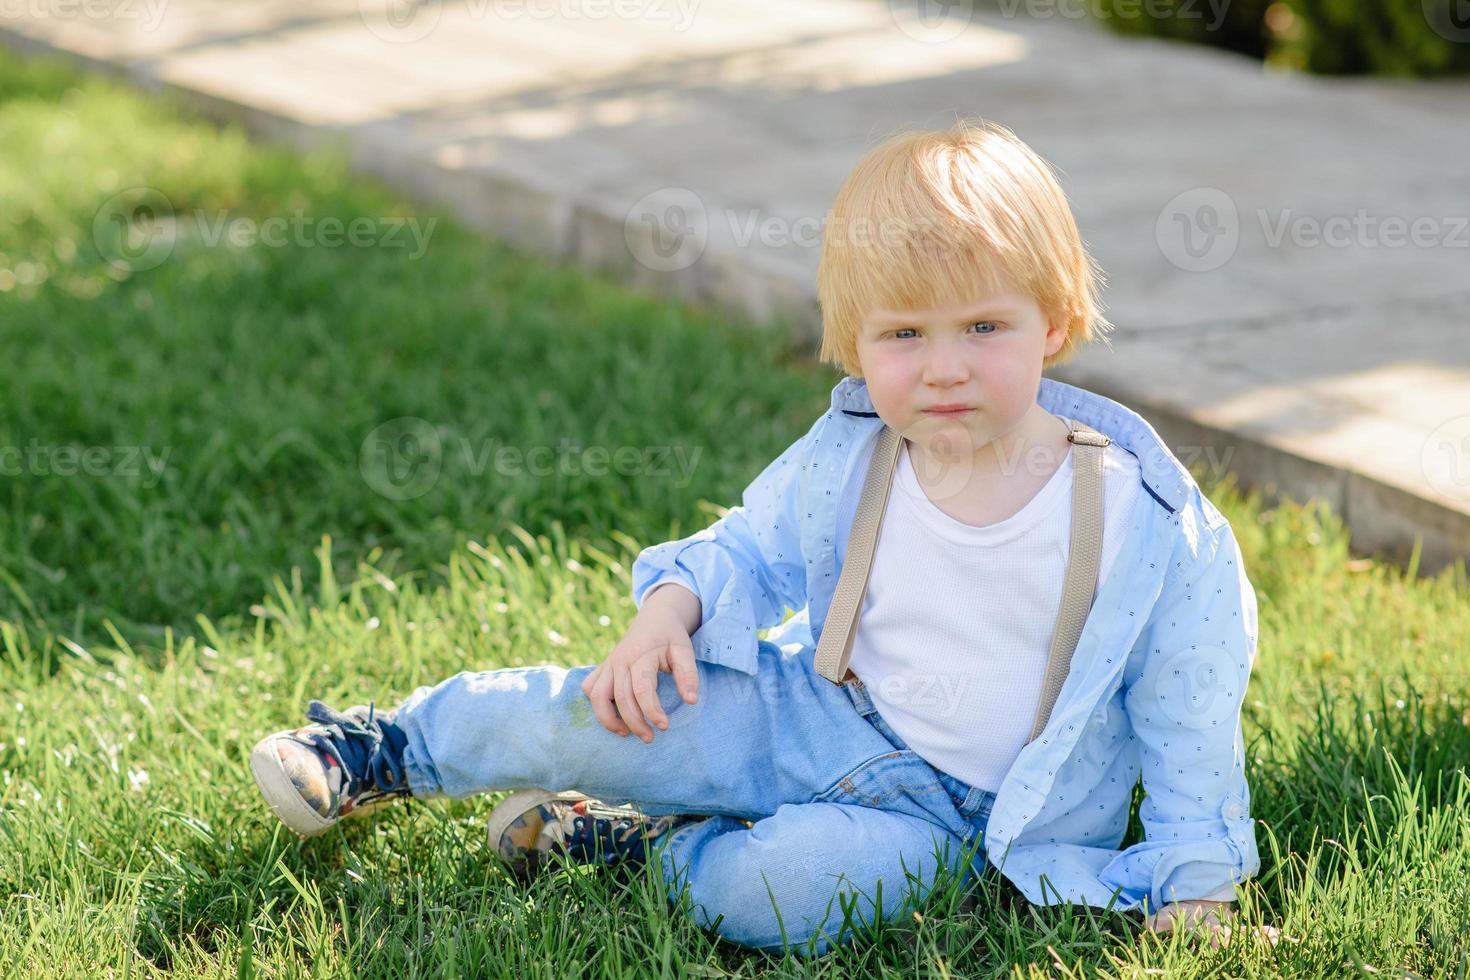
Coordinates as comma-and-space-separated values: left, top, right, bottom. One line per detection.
2, 0, 1467, 574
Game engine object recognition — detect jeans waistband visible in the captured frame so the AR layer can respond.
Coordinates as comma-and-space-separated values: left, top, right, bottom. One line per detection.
840, 675, 997, 823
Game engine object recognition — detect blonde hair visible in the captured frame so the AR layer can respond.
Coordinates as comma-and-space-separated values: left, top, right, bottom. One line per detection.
817, 118, 1111, 378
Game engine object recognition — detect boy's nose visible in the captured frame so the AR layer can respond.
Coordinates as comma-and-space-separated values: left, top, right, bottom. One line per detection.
921, 349, 970, 387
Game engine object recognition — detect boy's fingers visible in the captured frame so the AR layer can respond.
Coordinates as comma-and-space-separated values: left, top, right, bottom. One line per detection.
614, 666, 654, 743
630, 658, 668, 733
584, 669, 627, 736
669, 639, 699, 703
586, 694, 619, 735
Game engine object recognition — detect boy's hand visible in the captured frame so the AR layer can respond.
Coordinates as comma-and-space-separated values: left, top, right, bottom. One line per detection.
581, 597, 700, 743
1145, 900, 1288, 948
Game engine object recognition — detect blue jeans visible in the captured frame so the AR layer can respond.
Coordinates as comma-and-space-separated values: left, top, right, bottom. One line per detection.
393, 639, 997, 957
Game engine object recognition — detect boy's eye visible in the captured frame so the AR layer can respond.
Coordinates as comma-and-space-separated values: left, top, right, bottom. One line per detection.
888, 321, 998, 340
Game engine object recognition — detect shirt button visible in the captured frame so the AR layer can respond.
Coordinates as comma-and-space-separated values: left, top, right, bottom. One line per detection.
1225, 802, 1245, 820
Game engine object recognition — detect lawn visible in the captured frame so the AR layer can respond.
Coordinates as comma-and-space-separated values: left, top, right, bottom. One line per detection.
2, 48, 1468, 978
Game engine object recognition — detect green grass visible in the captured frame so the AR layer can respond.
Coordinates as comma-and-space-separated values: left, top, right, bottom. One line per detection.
2, 48, 1469, 978
0, 54, 824, 649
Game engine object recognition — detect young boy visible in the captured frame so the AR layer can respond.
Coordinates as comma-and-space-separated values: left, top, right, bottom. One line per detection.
251, 119, 1264, 955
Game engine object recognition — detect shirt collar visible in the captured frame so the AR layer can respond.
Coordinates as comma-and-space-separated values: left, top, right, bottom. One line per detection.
828, 375, 1190, 514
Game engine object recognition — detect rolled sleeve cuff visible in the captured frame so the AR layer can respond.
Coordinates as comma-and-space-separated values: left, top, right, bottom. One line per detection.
633, 567, 761, 675
633, 569, 700, 609
1153, 846, 1249, 908
689, 612, 760, 675
1099, 815, 1258, 912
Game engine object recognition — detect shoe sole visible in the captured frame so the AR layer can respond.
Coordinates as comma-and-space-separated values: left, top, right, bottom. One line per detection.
485, 788, 591, 860
250, 737, 335, 838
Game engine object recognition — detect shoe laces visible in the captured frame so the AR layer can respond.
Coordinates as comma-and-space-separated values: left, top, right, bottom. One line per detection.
302, 699, 410, 800
565, 814, 649, 865
563, 807, 690, 867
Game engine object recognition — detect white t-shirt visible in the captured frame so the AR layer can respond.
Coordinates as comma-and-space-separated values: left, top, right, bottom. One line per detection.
847, 418, 1142, 793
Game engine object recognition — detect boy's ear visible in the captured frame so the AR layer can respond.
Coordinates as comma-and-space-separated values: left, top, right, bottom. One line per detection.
1044, 316, 1068, 357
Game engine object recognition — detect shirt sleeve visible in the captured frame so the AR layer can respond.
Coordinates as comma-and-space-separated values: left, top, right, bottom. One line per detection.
1100, 514, 1262, 912
628, 416, 818, 675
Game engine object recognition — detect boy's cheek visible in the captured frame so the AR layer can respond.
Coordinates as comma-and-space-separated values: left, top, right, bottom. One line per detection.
857, 359, 913, 419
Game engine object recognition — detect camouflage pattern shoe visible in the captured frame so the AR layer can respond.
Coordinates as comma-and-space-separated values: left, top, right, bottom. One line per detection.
487, 788, 704, 879
250, 700, 411, 837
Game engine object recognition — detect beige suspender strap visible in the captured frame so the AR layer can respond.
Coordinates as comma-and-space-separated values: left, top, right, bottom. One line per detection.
1027, 420, 1110, 741
814, 419, 1111, 744
812, 424, 903, 686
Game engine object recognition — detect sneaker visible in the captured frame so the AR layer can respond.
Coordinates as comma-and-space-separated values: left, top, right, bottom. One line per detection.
250, 699, 411, 837
486, 788, 703, 879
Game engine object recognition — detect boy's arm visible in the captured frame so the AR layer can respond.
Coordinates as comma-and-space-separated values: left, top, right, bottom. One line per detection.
629, 417, 818, 676
1103, 516, 1262, 914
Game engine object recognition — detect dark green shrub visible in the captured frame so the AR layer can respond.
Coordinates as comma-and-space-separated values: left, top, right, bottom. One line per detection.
1092, 0, 1274, 59
1273, 0, 1470, 75
1091, 0, 1470, 76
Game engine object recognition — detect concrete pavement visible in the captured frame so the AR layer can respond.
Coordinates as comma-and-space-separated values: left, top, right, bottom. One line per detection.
2, 0, 1467, 574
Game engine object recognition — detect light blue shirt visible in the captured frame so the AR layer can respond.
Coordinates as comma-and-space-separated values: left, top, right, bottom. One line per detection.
631, 375, 1260, 912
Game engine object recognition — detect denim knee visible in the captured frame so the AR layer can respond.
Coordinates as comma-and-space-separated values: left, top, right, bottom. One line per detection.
661, 803, 965, 957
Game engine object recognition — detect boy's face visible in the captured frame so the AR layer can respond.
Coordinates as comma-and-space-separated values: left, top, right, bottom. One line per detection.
854, 288, 1068, 463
